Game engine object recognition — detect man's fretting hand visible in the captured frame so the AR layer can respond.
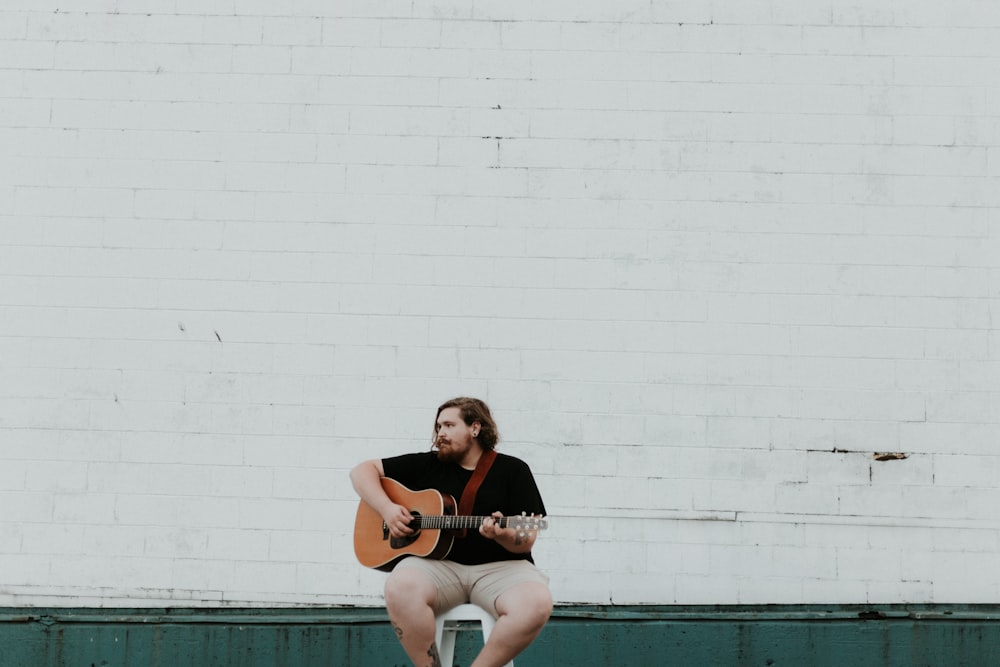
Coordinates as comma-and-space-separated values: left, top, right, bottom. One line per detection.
479, 511, 510, 540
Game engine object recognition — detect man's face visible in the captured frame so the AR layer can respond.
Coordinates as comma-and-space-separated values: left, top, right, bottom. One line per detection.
434, 407, 478, 464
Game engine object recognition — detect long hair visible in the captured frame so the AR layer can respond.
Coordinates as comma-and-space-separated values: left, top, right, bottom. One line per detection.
433, 397, 499, 451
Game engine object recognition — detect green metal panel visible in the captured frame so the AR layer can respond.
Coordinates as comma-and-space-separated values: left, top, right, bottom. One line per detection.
2, 605, 1000, 666
0, 609, 405, 667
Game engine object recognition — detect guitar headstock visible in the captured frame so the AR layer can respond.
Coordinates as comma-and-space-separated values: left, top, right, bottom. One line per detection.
507, 512, 548, 535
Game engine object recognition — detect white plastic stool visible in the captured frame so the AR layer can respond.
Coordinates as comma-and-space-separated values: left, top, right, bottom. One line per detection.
434, 603, 513, 667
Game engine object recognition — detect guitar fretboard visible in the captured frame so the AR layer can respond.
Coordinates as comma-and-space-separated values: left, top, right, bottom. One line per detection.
414, 515, 512, 530
405, 514, 547, 533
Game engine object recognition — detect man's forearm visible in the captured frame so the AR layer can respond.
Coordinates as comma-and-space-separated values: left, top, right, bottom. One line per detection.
350, 460, 393, 515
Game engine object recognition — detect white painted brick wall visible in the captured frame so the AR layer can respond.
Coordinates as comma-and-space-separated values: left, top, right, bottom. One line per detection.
1, 1, 999, 608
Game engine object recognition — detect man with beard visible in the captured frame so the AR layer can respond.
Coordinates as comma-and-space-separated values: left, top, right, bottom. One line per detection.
350, 397, 552, 667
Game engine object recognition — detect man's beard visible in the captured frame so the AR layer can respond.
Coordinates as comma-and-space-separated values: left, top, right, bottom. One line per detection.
435, 442, 463, 463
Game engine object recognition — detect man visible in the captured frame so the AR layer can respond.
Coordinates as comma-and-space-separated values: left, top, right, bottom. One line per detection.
350, 397, 552, 667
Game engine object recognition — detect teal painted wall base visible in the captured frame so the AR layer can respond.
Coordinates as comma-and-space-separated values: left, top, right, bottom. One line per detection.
2, 605, 999, 666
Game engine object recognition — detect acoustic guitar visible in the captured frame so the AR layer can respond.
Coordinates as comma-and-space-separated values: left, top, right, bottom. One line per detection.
353, 477, 549, 571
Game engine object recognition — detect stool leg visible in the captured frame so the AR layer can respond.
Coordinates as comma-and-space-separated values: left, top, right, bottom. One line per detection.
436, 619, 457, 667
434, 604, 513, 667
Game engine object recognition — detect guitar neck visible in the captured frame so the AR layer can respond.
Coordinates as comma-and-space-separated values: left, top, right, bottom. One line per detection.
413, 514, 547, 532
415, 515, 510, 530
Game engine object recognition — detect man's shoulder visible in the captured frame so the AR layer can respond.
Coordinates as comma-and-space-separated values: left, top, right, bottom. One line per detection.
381, 450, 436, 469
492, 451, 533, 471
384, 450, 435, 462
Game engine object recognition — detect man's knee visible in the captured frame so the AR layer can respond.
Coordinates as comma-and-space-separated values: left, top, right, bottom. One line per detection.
384, 567, 436, 612
498, 582, 552, 630
524, 584, 553, 627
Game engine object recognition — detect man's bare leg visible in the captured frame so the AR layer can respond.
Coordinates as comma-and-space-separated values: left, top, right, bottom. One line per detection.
384, 567, 442, 667
471, 582, 552, 667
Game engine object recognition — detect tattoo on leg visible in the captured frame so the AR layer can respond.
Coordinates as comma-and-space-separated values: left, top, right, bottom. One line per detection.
391, 622, 403, 639
427, 642, 441, 667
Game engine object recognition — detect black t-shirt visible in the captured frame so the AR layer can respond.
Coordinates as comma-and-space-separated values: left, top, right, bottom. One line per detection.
381, 451, 546, 565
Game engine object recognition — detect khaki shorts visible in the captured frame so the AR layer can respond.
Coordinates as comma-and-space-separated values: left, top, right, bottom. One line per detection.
393, 557, 549, 616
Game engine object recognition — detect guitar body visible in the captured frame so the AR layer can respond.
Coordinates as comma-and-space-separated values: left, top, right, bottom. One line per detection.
353, 477, 458, 572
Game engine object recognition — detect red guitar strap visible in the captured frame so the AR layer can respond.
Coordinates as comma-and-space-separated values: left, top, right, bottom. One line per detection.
456, 449, 497, 538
